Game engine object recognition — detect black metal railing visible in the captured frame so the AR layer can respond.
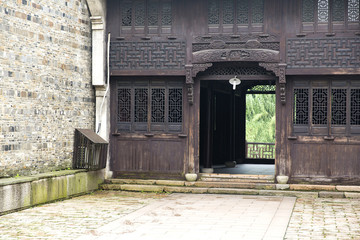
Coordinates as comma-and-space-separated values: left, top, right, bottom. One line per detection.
73, 129, 108, 170
246, 142, 275, 159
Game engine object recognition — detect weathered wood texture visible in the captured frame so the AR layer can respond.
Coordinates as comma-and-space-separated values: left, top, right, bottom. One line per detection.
107, 0, 360, 180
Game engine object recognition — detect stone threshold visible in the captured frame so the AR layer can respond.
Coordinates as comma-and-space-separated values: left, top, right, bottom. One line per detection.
101, 179, 360, 199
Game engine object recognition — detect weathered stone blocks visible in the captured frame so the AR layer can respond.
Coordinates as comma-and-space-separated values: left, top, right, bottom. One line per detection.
0, 0, 94, 177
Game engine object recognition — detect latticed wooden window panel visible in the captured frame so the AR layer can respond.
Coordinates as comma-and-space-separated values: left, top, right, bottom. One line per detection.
151, 88, 165, 123
207, 0, 264, 25
294, 89, 309, 125
120, 0, 172, 30
331, 89, 347, 125
312, 89, 328, 125
117, 88, 131, 122
351, 89, 360, 125
348, 0, 360, 21
116, 80, 183, 133
302, 0, 360, 23
293, 81, 360, 135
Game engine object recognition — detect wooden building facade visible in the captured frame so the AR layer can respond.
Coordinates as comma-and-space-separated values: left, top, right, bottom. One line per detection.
107, 0, 360, 183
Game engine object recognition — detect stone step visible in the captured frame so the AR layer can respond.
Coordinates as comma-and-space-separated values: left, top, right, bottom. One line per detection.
102, 180, 275, 190
198, 173, 275, 183
100, 183, 360, 198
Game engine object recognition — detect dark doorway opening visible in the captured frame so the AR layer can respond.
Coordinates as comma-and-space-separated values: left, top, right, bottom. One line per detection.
199, 79, 276, 175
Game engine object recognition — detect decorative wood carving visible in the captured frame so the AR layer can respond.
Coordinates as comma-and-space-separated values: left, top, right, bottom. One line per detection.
185, 63, 213, 105
110, 41, 186, 70
192, 63, 213, 77
287, 38, 360, 68
259, 63, 287, 104
185, 65, 194, 105
199, 62, 269, 76
193, 49, 280, 64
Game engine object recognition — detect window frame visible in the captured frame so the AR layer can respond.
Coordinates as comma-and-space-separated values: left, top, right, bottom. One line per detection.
301, 0, 360, 32
119, 0, 173, 35
116, 79, 184, 134
293, 79, 360, 136
207, 0, 265, 33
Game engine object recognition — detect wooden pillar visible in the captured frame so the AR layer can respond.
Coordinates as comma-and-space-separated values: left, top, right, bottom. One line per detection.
204, 85, 213, 168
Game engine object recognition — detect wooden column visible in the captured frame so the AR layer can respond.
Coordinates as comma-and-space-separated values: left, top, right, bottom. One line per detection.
204, 85, 213, 169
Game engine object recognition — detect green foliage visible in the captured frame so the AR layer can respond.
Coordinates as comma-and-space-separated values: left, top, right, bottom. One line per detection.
246, 94, 276, 143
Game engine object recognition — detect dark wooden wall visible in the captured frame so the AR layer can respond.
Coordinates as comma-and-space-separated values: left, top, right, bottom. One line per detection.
107, 0, 360, 181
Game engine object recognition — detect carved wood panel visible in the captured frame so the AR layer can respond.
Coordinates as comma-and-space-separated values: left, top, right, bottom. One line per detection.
287, 38, 360, 68
110, 41, 186, 70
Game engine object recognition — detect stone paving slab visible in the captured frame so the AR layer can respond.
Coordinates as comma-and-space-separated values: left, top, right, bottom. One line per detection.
1, 191, 360, 239
77, 193, 296, 240
285, 198, 360, 239
0, 191, 166, 240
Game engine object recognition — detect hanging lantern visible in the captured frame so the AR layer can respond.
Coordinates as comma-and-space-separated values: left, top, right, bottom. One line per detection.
229, 76, 241, 90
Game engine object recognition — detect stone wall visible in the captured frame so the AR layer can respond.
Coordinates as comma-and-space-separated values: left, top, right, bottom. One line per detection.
0, 0, 94, 177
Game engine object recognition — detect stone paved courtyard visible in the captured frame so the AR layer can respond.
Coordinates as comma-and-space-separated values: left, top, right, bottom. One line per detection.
0, 191, 360, 239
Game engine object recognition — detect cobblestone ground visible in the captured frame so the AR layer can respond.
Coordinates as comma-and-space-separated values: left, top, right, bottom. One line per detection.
285, 198, 360, 239
0, 191, 167, 240
1, 192, 360, 240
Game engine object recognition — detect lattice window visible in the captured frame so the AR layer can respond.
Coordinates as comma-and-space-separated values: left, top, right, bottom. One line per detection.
294, 89, 309, 125
293, 81, 360, 135
332, 0, 345, 21
148, 0, 159, 26
302, 0, 359, 27
318, 0, 329, 22
207, 0, 264, 29
121, 1, 133, 26
168, 89, 183, 123
351, 89, 360, 125
161, 1, 172, 26
331, 89, 347, 125
151, 88, 165, 123
118, 89, 132, 122
312, 89, 328, 125
223, 0, 234, 24
236, 0, 249, 24
135, 89, 148, 122
252, 0, 264, 23
120, 0, 172, 31
348, 0, 360, 22
117, 81, 183, 133
303, 0, 316, 22
208, 0, 220, 24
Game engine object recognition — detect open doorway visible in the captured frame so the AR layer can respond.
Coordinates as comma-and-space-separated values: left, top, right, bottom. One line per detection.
199, 79, 276, 175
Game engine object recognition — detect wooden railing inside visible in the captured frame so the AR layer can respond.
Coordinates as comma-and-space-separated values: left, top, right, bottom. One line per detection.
246, 142, 275, 159
73, 129, 108, 170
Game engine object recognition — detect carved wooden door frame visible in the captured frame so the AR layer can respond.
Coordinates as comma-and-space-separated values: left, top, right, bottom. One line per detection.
185, 48, 287, 105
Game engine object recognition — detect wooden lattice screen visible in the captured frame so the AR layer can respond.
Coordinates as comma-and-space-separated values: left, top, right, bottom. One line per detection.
73, 129, 108, 170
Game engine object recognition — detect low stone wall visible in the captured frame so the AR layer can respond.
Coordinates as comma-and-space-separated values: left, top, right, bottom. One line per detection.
0, 169, 105, 215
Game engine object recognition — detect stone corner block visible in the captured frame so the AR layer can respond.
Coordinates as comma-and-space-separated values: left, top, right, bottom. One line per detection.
276, 184, 290, 190
319, 191, 345, 198
155, 180, 185, 186
121, 184, 164, 193
336, 186, 360, 192
344, 192, 360, 198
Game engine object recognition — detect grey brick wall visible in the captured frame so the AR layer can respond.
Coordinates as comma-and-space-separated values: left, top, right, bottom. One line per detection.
0, 0, 94, 177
